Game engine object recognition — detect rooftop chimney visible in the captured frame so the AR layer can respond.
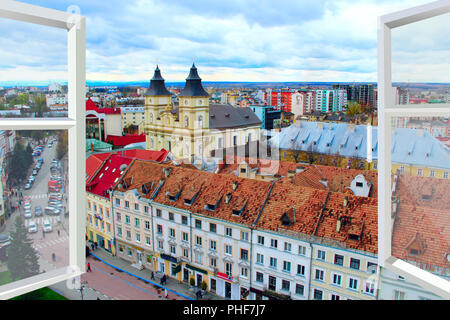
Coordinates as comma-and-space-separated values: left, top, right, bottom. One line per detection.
336, 217, 342, 232
343, 196, 348, 207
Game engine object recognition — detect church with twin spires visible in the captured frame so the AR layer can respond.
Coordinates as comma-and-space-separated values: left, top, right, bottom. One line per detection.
144, 63, 262, 160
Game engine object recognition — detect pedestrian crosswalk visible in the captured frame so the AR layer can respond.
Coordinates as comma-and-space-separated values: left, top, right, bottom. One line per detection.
32, 236, 69, 250
24, 216, 61, 226
27, 193, 48, 200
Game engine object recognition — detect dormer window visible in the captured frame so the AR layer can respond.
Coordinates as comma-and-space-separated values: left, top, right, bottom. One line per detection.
206, 203, 216, 211
410, 249, 419, 256
356, 182, 363, 188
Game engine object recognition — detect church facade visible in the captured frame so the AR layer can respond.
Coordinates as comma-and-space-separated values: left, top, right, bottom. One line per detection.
143, 64, 262, 160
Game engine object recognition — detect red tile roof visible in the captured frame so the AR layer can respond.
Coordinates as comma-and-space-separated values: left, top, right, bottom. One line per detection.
86, 98, 121, 114
86, 153, 111, 181
392, 203, 450, 272
392, 175, 450, 272
115, 148, 169, 162
87, 154, 133, 198
282, 165, 378, 198
105, 133, 146, 147
115, 160, 378, 253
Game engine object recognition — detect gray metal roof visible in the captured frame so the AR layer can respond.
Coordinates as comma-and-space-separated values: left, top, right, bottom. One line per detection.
209, 104, 262, 129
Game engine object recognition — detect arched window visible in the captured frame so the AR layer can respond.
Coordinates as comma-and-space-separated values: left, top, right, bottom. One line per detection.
185, 115, 189, 128
150, 138, 154, 149
198, 115, 203, 128
149, 113, 153, 123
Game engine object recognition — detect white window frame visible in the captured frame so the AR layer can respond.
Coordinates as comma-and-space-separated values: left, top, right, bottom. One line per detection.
0, 1, 86, 299
378, 0, 450, 299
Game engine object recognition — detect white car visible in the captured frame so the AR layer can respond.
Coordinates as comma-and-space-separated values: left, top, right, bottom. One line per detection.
24, 210, 32, 219
28, 221, 38, 233
43, 219, 52, 233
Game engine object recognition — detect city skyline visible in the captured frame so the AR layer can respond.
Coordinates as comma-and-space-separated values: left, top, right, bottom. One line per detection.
0, 0, 448, 84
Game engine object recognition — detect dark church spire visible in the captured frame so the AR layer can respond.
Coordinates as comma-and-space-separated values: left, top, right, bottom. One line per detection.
145, 65, 172, 96
179, 63, 209, 97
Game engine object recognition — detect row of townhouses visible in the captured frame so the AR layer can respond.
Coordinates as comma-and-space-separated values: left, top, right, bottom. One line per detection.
86, 152, 384, 300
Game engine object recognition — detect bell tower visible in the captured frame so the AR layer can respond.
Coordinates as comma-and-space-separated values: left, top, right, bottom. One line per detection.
178, 62, 210, 131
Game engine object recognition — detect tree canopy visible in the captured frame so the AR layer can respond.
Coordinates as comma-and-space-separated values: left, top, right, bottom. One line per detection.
7, 216, 40, 281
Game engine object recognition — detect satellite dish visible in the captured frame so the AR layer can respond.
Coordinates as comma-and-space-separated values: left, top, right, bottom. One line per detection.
447, 254, 450, 263
120, 164, 127, 171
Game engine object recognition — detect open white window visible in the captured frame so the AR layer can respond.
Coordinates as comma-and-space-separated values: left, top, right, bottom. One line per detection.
378, 0, 450, 299
0, 1, 85, 299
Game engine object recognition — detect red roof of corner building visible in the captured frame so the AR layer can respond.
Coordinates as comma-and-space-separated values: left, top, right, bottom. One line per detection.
85, 98, 121, 114
86, 154, 133, 198
86, 153, 112, 181
116, 148, 169, 162
105, 133, 146, 147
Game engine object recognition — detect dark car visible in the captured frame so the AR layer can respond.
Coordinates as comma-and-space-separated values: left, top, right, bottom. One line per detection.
34, 205, 43, 217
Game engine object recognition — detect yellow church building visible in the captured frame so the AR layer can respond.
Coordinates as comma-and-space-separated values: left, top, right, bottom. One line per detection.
143, 64, 262, 160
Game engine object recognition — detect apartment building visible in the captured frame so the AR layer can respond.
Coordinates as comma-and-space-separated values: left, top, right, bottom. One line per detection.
121, 106, 146, 133
86, 153, 133, 255
107, 157, 385, 300
112, 160, 271, 299
308, 191, 378, 300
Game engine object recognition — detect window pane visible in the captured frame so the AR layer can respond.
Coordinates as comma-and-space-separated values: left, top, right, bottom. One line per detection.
390, 115, 450, 281
0, 129, 70, 287
0, 18, 68, 119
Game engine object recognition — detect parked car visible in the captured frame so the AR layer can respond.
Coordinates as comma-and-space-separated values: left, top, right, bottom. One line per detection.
28, 176, 35, 183
24, 209, 32, 219
28, 221, 38, 233
43, 219, 52, 233
24, 183, 32, 190
45, 207, 60, 216
32, 169, 38, 176
24, 202, 31, 211
34, 205, 43, 217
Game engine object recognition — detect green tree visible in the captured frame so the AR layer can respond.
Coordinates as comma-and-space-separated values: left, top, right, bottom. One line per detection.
56, 131, 68, 160
7, 142, 32, 185
31, 94, 48, 117
7, 216, 40, 281
345, 101, 362, 117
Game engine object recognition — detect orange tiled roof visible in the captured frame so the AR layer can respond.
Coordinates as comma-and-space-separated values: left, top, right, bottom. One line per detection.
395, 175, 450, 210
282, 165, 378, 198
114, 159, 379, 253
392, 203, 450, 271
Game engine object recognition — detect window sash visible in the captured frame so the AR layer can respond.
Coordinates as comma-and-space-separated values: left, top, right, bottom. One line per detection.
0, 2, 86, 299
378, 1, 450, 299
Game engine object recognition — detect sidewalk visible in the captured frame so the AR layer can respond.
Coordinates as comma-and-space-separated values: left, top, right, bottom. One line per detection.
88, 248, 222, 300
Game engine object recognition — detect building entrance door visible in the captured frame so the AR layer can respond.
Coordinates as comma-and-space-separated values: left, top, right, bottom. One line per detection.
225, 282, 231, 299
196, 274, 202, 287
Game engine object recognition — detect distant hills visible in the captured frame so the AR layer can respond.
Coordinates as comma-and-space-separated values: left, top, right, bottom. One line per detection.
1, 81, 449, 91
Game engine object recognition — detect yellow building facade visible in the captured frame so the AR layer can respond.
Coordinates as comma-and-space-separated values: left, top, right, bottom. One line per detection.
144, 64, 261, 160
86, 193, 116, 255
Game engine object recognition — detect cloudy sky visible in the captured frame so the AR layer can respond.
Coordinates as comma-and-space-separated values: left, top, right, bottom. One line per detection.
0, 0, 448, 84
